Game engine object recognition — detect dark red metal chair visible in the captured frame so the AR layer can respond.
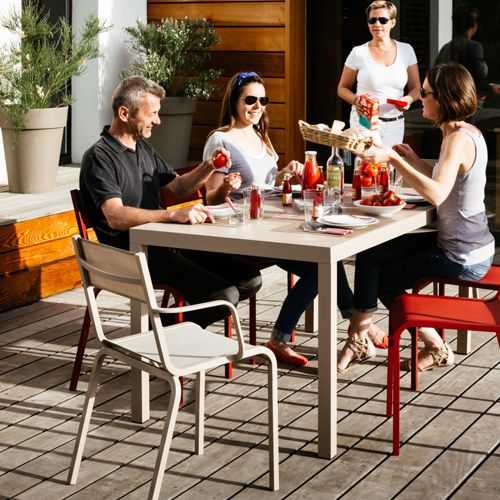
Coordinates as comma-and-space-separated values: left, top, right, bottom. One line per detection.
386, 291, 500, 455
409, 264, 500, 390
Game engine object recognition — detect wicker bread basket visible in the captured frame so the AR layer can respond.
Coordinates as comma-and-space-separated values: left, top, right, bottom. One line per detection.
298, 120, 373, 153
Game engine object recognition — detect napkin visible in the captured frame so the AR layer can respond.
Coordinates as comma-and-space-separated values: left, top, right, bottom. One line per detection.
323, 227, 353, 236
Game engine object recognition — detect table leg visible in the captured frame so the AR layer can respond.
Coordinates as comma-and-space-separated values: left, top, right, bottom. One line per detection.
317, 261, 337, 459
456, 285, 472, 354
130, 242, 150, 423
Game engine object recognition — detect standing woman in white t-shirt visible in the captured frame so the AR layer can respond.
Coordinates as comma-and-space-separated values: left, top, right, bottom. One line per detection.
337, 1, 421, 146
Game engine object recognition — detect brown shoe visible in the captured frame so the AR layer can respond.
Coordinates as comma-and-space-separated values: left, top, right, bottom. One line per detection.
337, 336, 376, 373
400, 341, 455, 372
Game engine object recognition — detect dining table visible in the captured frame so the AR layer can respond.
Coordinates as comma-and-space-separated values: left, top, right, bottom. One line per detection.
129, 194, 435, 459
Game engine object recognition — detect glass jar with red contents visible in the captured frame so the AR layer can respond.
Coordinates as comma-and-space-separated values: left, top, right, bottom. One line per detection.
282, 173, 293, 207
379, 163, 389, 194
302, 151, 321, 195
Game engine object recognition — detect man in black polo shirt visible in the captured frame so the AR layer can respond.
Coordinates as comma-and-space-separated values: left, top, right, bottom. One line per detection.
80, 76, 261, 327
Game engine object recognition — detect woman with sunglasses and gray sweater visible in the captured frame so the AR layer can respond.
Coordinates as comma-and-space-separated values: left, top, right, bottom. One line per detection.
337, 0, 420, 147
203, 72, 363, 366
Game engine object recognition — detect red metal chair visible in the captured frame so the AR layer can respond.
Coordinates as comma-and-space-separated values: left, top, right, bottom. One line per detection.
69, 188, 233, 395
386, 291, 500, 456
409, 264, 500, 390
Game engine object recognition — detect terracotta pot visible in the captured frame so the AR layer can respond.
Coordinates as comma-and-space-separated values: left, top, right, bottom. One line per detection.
0, 107, 68, 194
147, 97, 197, 170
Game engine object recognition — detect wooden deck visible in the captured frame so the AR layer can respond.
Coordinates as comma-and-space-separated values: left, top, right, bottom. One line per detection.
0, 262, 498, 499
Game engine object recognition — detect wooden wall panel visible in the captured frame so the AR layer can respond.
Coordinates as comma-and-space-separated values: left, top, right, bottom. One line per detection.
149, 2, 285, 25
148, 0, 306, 166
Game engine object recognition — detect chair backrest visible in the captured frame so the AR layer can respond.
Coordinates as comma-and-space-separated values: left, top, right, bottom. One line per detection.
160, 165, 207, 210
71, 189, 92, 240
72, 236, 173, 371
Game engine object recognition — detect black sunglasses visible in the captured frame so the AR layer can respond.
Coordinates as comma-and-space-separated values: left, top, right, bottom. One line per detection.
367, 16, 391, 24
243, 95, 269, 106
420, 87, 436, 98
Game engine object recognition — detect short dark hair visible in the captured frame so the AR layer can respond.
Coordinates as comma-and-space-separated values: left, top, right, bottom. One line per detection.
427, 63, 477, 126
111, 76, 165, 117
453, 6, 479, 36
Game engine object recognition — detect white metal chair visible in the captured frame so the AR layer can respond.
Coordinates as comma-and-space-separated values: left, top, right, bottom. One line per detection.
67, 236, 279, 498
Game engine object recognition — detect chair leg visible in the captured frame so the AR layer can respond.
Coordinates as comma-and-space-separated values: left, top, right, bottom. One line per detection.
67, 351, 106, 484
287, 273, 296, 343
410, 327, 419, 391
195, 371, 205, 455
148, 377, 181, 500
249, 295, 257, 346
393, 334, 402, 456
70, 288, 102, 391
225, 316, 233, 379
386, 322, 394, 418
266, 353, 279, 491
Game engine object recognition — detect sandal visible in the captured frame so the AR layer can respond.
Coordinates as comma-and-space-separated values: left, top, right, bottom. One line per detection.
368, 324, 389, 349
337, 336, 376, 373
400, 341, 455, 372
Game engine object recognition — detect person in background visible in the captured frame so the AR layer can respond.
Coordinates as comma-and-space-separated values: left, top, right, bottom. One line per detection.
203, 72, 388, 366
434, 5, 488, 100
80, 75, 262, 328
337, 0, 420, 147
337, 63, 494, 374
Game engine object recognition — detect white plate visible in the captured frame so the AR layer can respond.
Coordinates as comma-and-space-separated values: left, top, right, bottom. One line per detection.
273, 185, 302, 193
353, 199, 406, 216
206, 204, 237, 218
317, 214, 379, 229
399, 193, 426, 203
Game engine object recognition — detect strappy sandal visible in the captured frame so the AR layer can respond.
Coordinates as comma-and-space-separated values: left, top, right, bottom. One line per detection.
400, 341, 455, 372
337, 336, 376, 373
348, 324, 389, 349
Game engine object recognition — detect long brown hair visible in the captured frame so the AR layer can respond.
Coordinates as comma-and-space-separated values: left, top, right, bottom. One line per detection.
209, 72, 274, 155
427, 63, 477, 126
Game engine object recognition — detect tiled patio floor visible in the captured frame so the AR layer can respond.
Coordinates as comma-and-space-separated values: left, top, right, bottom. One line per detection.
0, 261, 498, 499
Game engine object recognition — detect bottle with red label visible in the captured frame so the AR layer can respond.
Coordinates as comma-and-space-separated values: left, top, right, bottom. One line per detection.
302, 151, 321, 195
282, 173, 293, 207
352, 157, 362, 202
250, 184, 262, 219
312, 184, 325, 220
379, 164, 389, 194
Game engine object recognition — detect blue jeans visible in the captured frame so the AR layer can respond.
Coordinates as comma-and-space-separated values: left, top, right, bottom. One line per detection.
353, 232, 493, 312
250, 258, 353, 343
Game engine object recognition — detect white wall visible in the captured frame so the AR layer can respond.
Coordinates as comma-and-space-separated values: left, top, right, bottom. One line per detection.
0, 0, 22, 186
71, 0, 147, 162
430, 0, 453, 65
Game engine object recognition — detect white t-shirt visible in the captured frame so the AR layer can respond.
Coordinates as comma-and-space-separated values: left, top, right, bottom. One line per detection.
345, 41, 418, 118
203, 130, 279, 195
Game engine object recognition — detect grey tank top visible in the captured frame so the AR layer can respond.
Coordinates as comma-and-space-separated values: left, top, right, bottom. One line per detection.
434, 127, 494, 265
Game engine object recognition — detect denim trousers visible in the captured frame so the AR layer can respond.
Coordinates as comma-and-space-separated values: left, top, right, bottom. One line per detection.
250, 257, 353, 343
353, 231, 493, 312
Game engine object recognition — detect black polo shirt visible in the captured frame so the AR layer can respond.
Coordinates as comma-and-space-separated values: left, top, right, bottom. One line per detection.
80, 126, 177, 249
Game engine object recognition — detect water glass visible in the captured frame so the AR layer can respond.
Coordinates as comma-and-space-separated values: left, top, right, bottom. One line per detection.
243, 186, 265, 220
227, 197, 249, 225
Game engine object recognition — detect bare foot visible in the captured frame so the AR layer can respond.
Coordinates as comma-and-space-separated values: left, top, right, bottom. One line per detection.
367, 323, 388, 349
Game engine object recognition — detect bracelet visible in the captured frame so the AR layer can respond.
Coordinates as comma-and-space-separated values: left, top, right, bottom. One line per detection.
405, 95, 413, 104
353, 96, 359, 106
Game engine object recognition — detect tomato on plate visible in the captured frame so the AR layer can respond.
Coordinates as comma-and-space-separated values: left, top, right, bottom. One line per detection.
360, 198, 372, 205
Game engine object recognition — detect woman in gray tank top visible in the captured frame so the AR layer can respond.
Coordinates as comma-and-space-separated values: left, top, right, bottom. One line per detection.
338, 62, 494, 374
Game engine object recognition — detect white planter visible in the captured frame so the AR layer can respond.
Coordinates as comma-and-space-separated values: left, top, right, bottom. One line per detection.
0, 106, 68, 194
147, 96, 197, 170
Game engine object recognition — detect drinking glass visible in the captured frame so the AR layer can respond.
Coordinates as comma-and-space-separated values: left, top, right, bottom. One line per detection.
243, 186, 265, 220
303, 189, 322, 224
227, 197, 249, 225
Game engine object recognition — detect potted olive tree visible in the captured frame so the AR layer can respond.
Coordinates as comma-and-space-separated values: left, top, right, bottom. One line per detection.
123, 17, 221, 168
0, 1, 109, 193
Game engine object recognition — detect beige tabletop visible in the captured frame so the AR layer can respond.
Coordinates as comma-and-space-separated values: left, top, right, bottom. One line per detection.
129, 199, 435, 459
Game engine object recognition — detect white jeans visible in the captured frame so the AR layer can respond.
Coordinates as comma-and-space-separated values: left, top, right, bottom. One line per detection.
350, 109, 405, 147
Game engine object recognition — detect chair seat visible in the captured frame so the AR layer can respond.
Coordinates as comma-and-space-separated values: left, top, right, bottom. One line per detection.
391, 293, 500, 334
108, 322, 264, 375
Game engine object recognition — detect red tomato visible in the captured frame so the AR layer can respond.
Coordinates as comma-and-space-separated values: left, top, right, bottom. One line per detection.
372, 201, 382, 206
383, 198, 394, 206
361, 175, 373, 187
364, 164, 380, 178
393, 197, 405, 205
360, 198, 372, 206
383, 190, 397, 200
213, 153, 227, 168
